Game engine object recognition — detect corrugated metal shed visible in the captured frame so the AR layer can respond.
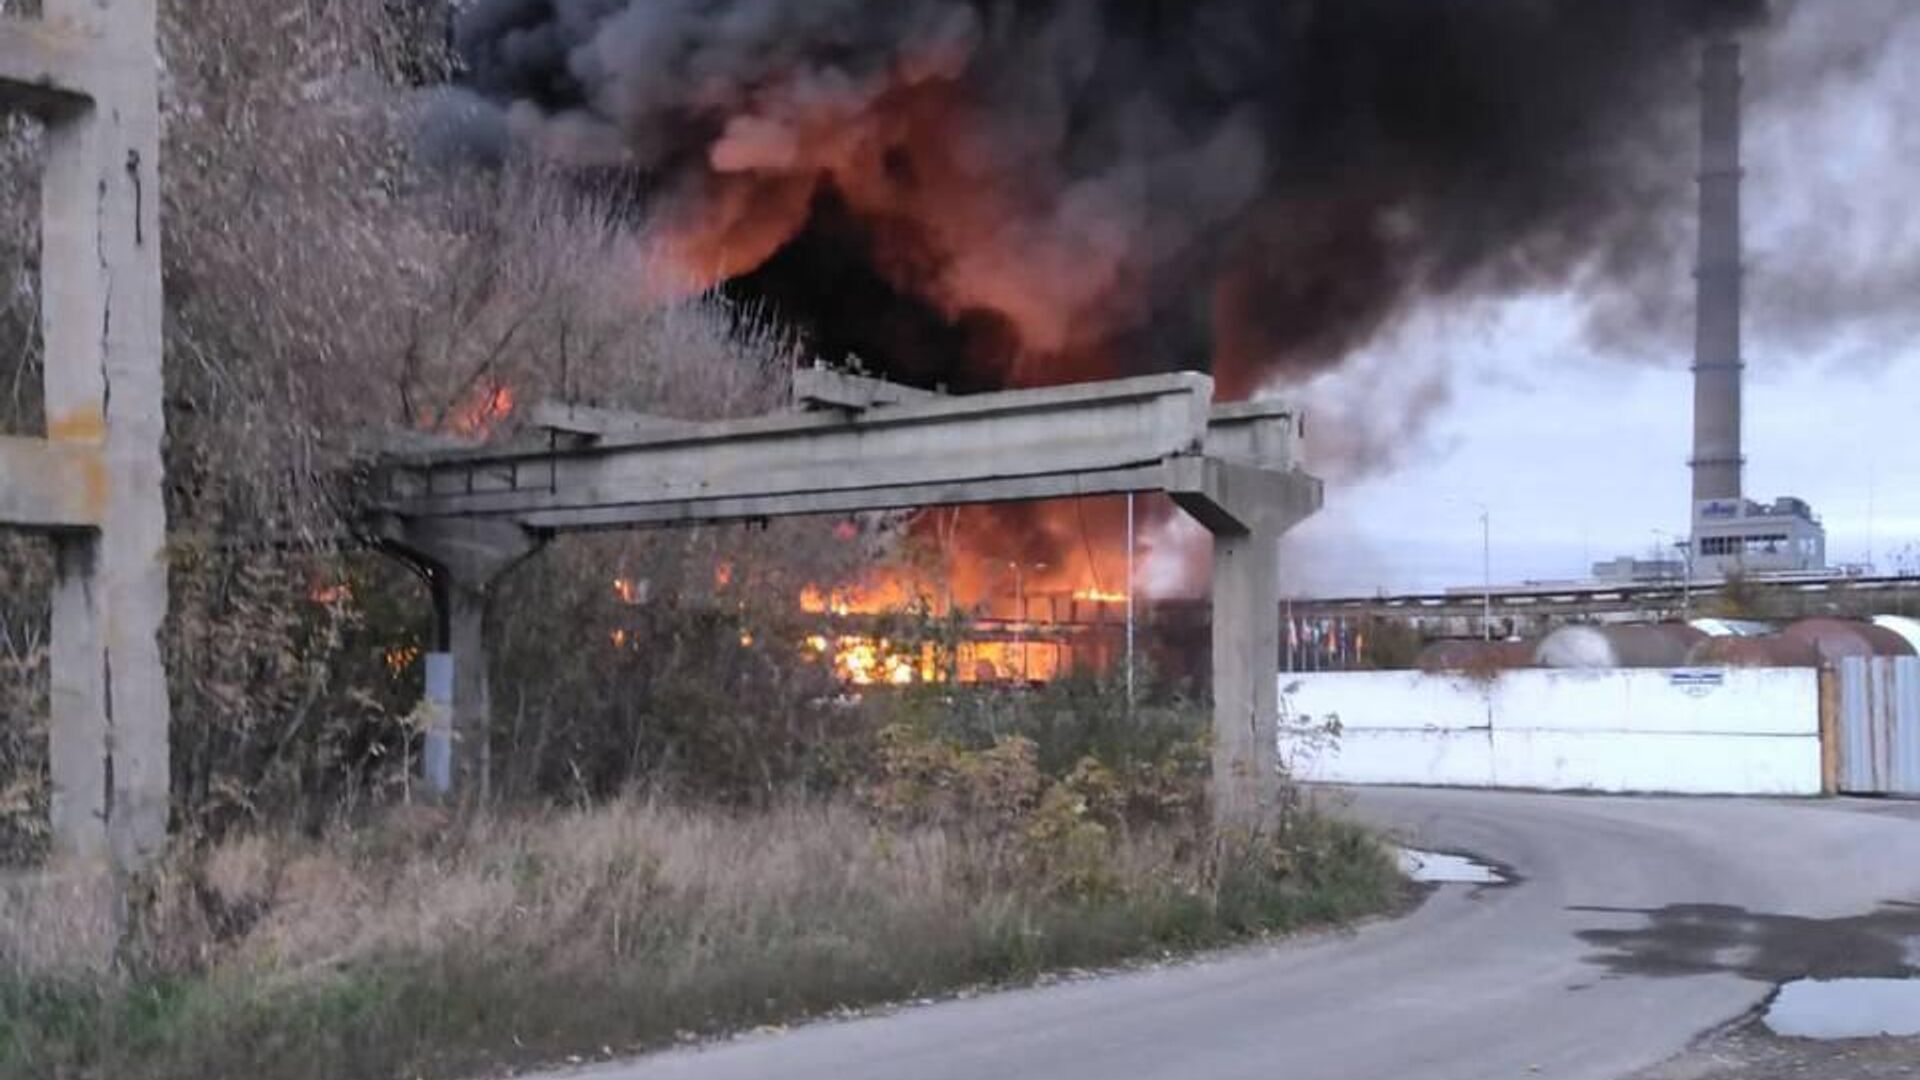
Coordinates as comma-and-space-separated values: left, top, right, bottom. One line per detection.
1836, 656, 1920, 797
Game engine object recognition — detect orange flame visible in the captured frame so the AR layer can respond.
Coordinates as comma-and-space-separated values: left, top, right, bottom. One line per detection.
807, 634, 936, 686
384, 645, 421, 676
432, 382, 516, 438
308, 581, 353, 606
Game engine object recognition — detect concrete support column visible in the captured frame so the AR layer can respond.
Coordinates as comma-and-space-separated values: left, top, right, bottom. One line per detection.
427, 578, 496, 802
1171, 458, 1323, 832
1209, 524, 1282, 827
35, 0, 170, 868
382, 518, 541, 805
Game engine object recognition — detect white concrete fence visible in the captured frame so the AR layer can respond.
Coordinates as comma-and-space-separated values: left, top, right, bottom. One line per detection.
1278, 668, 1824, 796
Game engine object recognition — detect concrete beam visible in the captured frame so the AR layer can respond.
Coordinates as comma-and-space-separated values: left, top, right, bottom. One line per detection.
0, 16, 100, 116
384, 516, 545, 590
501, 463, 1173, 532
524, 401, 697, 441
378, 373, 1215, 523
1167, 457, 1323, 537
1204, 399, 1303, 470
793, 366, 940, 412
0, 435, 105, 529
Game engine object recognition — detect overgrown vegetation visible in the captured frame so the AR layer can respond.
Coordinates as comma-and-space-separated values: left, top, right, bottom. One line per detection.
0, 716, 1396, 1080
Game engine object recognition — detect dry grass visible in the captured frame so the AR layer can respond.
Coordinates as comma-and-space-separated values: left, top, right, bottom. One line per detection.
0, 866, 117, 981
0, 797, 1396, 1080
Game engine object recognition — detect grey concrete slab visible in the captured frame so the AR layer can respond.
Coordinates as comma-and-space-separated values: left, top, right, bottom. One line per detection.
538, 789, 1920, 1080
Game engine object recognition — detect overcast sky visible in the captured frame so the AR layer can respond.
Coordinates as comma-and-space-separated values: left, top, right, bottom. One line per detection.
1266, 2, 1920, 597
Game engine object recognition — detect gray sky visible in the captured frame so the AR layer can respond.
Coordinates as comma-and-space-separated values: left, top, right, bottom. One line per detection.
1266, 2, 1920, 597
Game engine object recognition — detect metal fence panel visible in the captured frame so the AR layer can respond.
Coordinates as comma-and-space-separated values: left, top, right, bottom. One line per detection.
1838, 656, 1920, 797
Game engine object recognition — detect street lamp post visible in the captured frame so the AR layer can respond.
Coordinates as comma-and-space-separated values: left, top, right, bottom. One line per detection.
1447, 496, 1493, 642
1125, 493, 1136, 713
1479, 507, 1492, 642
1005, 559, 1047, 683
1010, 560, 1025, 682
1654, 529, 1694, 622
1676, 539, 1694, 621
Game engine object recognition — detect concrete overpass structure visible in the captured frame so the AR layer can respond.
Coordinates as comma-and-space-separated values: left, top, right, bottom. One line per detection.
372, 370, 1321, 827
0, 3, 170, 869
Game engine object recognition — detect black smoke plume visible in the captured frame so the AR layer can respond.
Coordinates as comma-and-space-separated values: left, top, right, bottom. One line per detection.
444, 0, 1774, 398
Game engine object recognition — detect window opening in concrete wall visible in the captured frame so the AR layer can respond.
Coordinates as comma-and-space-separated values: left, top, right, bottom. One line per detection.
0, 112, 44, 438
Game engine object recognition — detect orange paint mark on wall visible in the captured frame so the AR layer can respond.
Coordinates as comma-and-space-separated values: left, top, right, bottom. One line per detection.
75, 446, 109, 524
46, 408, 106, 443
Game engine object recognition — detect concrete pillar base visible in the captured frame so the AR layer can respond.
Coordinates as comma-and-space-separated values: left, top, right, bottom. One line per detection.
381, 518, 542, 804
1209, 525, 1283, 829
1172, 459, 1323, 832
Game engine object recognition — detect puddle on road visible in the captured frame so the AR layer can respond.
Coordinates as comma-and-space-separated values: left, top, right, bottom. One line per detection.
1574, 902, 1920, 982
1575, 902, 1920, 1040
1395, 847, 1509, 885
1763, 978, 1920, 1039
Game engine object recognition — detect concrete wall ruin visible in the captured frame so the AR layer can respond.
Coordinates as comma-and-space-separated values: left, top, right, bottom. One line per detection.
0, 3, 172, 868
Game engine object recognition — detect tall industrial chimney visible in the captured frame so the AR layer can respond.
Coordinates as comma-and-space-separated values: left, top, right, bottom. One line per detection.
1691, 39, 1745, 507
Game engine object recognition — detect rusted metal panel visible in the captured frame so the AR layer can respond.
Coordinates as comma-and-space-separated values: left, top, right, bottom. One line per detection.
1785, 619, 1916, 664
1837, 656, 1920, 797
1819, 668, 1840, 796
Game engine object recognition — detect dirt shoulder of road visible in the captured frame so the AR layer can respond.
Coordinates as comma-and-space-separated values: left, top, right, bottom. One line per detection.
1634, 1026, 1920, 1080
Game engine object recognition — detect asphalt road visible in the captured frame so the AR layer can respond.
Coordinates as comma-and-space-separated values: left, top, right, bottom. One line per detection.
555, 790, 1920, 1080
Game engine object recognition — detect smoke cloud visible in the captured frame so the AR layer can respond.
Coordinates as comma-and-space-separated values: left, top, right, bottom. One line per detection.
445, 0, 1777, 401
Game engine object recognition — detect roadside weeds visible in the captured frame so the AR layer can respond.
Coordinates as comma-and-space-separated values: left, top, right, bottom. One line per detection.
0, 798, 1400, 1080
